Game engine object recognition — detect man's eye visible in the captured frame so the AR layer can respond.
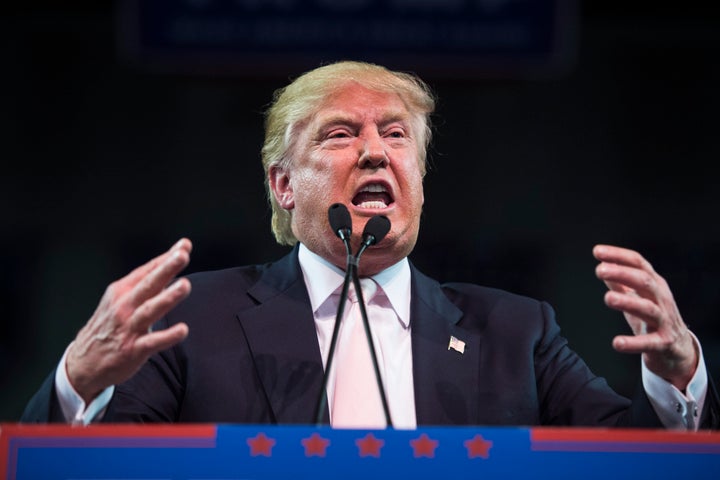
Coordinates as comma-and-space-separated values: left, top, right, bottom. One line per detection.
327, 130, 351, 139
386, 130, 405, 138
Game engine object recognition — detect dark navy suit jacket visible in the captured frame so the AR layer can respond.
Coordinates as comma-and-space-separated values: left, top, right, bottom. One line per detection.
22, 246, 719, 428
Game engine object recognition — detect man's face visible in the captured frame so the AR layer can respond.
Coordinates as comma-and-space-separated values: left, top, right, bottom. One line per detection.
269, 83, 425, 275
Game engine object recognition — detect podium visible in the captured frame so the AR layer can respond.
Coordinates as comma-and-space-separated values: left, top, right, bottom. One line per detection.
2, 423, 719, 479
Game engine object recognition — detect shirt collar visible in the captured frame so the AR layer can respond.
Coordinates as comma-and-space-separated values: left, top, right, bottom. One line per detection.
298, 243, 411, 327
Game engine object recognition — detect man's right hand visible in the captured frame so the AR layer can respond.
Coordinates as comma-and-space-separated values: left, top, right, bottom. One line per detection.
65, 238, 193, 404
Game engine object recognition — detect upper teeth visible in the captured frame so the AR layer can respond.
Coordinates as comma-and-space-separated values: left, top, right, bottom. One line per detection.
361, 184, 386, 193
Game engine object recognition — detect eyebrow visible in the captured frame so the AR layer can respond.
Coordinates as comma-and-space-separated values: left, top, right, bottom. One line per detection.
314, 109, 412, 132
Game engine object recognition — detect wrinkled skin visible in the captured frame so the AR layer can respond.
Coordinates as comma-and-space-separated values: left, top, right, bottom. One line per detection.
269, 84, 425, 277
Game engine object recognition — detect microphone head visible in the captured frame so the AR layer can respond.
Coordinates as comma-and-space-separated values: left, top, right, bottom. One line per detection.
362, 215, 391, 245
328, 203, 352, 238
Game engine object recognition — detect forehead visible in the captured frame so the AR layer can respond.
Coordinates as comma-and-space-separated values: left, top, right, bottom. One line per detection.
312, 83, 412, 125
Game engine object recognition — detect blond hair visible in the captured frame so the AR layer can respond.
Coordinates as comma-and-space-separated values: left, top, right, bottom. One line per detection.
261, 60, 436, 246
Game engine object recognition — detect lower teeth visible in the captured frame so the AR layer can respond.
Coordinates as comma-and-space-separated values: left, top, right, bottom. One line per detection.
359, 201, 387, 209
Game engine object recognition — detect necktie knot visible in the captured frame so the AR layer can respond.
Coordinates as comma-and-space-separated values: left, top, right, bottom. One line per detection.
348, 278, 377, 304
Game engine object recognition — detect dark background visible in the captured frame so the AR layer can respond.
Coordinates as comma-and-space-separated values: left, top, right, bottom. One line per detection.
2, 1, 719, 421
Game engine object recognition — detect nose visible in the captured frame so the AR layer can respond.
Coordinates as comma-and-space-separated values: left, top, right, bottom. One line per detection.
358, 132, 388, 169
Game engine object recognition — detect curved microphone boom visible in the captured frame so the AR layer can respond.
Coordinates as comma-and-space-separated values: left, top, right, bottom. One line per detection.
315, 204, 354, 425
350, 213, 394, 428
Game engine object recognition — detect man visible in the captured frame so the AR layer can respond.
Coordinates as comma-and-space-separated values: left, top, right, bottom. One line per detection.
22, 61, 717, 429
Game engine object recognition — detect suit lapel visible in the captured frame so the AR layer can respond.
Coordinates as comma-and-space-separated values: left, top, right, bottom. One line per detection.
410, 266, 481, 426
235, 246, 328, 425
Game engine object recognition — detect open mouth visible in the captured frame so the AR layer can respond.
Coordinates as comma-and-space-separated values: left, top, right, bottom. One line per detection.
351, 183, 393, 209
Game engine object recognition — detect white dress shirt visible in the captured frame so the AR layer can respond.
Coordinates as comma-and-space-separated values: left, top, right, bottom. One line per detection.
298, 243, 416, 429
642, 335, 707, 430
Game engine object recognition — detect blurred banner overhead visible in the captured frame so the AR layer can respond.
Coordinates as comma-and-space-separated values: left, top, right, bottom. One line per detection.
117, 0, 578, 78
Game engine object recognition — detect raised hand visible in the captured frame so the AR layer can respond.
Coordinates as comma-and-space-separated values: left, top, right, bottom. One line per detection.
593, 244, 698, 391
65, 238, 193, 403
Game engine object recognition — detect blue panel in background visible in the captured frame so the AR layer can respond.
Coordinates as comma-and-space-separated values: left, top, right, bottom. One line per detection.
117, 0, 578, 78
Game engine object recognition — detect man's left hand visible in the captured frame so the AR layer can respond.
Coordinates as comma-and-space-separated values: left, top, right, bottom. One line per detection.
593, 244, 698, 391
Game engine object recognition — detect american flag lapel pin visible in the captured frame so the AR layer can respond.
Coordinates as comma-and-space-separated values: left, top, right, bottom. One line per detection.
448, 335, 465, 354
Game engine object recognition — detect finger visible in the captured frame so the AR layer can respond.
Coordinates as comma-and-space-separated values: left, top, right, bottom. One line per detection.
124, 238, 193, 286
129, 277, 192, 332
134, 322, 190, 357
126, 247, 191, 309
602, 279, 626, 294
604, 290, 662, 328
593, 244, 654, 271
612, 333, 664, 354
596, 262, 659, 301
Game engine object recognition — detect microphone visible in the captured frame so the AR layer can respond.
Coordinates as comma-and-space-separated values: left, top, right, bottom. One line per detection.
328, 203, 352, 255
355, 214, 391, 260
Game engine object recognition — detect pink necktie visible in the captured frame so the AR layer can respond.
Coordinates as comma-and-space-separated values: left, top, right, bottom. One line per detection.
331, 278, 386, 429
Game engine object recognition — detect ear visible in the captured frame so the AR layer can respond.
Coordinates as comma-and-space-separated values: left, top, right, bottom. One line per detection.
269, 165, 295, 210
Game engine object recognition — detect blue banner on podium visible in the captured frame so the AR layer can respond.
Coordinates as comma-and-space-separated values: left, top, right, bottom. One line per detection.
3, 423, 720, 479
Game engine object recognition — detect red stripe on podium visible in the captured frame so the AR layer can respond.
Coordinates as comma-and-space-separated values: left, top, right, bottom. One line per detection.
530, 427, 720, 454
0, 423, 216, 439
